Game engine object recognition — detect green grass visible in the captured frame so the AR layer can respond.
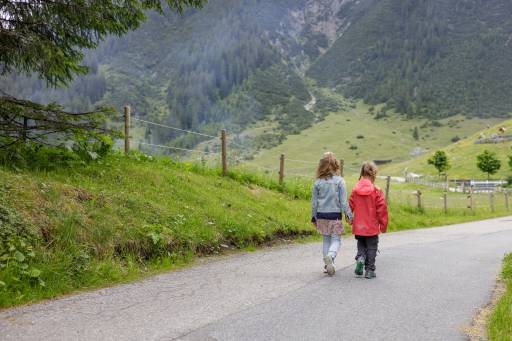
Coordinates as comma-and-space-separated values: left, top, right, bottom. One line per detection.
248, 96, 506, 176
0, 153, 313, 308
0, 153, 510, 309
383, 119, 512, 179
488, 254, 512, 340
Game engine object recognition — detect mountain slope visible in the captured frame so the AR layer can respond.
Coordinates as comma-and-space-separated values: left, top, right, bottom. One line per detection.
309, 0, 512, 118
381, 119, 512, 179
1, 0, 353, 148
247, 94, 506, 176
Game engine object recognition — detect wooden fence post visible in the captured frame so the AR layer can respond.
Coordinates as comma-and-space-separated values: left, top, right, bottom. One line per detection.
221, 129, 227, 176
505, 191, 510, 211
443, 192, 448, 214
124, 105, 131, 154
340, 158, 344, 177
490, 192, 495, 212
416, 190, 422, 210
279, 154, 285, 185
385, 176, 391, 202
469, 185, 474, 212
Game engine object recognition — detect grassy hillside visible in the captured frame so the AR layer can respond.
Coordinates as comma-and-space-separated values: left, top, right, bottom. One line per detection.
248, 98, 505, 176
382, 120, 512, 179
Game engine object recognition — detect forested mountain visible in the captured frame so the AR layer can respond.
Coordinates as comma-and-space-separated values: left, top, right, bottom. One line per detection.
1, 0, 350, 148
309, 0, 512, 118
2, 0, 512, 149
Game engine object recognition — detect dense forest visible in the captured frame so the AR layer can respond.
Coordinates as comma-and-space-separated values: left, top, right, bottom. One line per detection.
2, 0, 512, 150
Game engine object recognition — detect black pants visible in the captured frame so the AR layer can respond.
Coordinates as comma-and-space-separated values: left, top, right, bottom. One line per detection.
355, 235, 379, 271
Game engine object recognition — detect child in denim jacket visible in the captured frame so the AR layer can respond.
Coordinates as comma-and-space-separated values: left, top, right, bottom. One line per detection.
311, 152, 353, 276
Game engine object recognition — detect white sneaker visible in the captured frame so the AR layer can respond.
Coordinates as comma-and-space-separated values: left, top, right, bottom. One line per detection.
323, 256, 335, 276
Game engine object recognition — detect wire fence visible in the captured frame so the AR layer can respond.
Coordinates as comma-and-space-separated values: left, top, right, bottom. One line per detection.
386, 188, 509, 209
121, 107, 512, 213
124, 108, 327, 179
135, 141, 218, 155
131, 117, 218, 139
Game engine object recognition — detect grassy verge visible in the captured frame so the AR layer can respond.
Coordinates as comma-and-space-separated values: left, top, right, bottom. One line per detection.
0, 153, 510, 309
0, 153, 313, 308
488, 254, 512, 340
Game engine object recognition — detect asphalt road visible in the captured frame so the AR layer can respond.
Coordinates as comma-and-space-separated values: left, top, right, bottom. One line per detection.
1, 217, 511, 341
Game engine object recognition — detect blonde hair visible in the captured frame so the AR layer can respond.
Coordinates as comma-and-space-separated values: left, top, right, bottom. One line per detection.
359, 161, 378, 182
316, 152, 341, 179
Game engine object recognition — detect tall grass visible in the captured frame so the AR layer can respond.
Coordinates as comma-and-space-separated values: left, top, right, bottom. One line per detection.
0, 153, 313, 308
488, 254, 512, 340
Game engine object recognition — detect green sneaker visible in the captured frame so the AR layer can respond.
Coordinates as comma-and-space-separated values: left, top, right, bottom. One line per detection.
365, 270, 376, 279
355, 256, 364, 276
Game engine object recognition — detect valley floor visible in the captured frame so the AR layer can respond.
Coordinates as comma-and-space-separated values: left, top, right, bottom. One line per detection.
248, 100, 506, 176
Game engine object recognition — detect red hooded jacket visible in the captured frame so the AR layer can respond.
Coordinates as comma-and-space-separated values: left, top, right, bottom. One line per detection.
349, 178, 389, 236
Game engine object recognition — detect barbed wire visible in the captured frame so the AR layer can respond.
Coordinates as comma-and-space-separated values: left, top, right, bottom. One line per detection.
284, 172, 312, 178
131, 117, 218, 139
135, 141, 219, 155
237, 162, 276, 172
286, 166, 314, 171
286, 158, 318, 164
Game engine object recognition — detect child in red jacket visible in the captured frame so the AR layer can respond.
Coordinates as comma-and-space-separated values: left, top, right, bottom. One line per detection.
349, 161, 388, 279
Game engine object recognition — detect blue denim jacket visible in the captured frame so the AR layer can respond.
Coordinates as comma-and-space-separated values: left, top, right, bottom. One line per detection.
311, 176, 353, 222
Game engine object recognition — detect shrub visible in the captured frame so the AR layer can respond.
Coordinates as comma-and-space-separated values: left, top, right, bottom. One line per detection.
0, 135, 113, 170
349, 144, 358, 150
356, 135, 364, 139
413, 127, 420, 140
375, 111, 388, 119
451, 135, 461, 143
506, 175, 512, 186
0, 200, 45, 290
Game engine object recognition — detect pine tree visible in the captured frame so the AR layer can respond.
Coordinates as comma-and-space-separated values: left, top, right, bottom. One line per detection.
413, 127, 420, 140
0, 0, 205, 147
